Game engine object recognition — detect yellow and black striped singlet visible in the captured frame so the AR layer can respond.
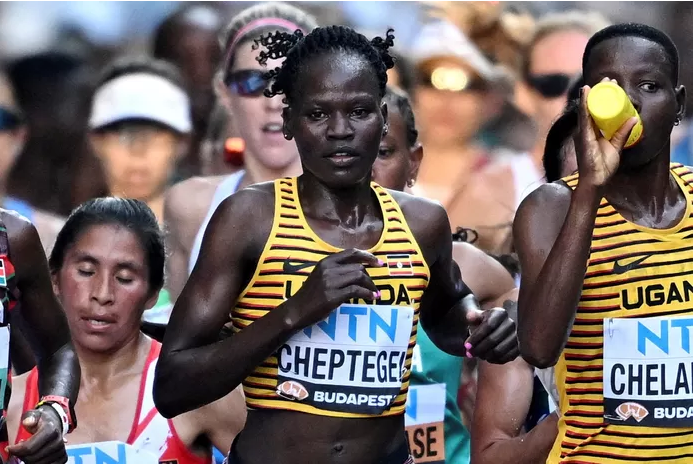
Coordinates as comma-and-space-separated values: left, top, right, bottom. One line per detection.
232, 178, 430, 418
548, 163, 693, 464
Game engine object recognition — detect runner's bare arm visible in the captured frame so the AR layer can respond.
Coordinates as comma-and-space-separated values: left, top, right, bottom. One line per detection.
513, 183, 599, 368
155, 187, 297, 417
163, 184, 194, 302
192, 385, 247, 454
398, 194, 517, 363
471, 357, 558, 463
470, 289, 558, 464
155, 187, 381, 418
5, 213, 78, 463
9, 313, 36, 375
6, 213, 79, 403
453, 242, 516, 309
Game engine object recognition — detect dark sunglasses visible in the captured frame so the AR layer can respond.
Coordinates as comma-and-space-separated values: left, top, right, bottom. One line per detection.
0, 107, 22, 131
225, 69, 271, 97
526, 73, 575, 98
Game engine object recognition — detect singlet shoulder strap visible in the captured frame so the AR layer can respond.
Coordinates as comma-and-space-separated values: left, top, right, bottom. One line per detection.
2, 198, 34, 224
671, 162, 693, 188
559, 171, 580, 189
188, 171, 246, 274
126, 339, 161, 444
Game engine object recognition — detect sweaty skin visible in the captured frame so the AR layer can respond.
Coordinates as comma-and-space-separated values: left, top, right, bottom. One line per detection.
164, 174, 230, 300
155, 45, 517, 463
470, 289, 559, 464
7, 222, 245, 460
164, 37, 302, 302
515, 36, 687, 368
1, 210, 80, 464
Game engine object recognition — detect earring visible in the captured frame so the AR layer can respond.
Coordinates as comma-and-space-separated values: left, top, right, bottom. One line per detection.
382, 125, 389, 135
407, 178, 416, 188
674, 118, 681, 127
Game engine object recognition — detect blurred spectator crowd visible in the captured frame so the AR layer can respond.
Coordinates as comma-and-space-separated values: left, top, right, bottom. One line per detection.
0, 0, 691, 464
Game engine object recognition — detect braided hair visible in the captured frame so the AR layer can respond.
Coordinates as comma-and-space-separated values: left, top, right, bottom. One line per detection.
253, 25, 396, 105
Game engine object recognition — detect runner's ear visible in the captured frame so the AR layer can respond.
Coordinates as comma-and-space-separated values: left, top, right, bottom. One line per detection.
282, 108, 293, 141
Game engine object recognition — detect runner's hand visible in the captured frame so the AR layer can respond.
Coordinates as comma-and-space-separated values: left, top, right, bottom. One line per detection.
576, 78, 638, 188
7, 406, 67, 464
284, 248, 382, 330
463, 295, 519, 364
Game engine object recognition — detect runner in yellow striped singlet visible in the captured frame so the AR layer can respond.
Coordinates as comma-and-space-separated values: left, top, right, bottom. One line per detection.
514, 23, 692, 463
154, 25, 519, 464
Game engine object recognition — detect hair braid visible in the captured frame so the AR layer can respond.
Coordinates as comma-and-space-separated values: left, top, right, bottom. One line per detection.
253, 25, 396, 105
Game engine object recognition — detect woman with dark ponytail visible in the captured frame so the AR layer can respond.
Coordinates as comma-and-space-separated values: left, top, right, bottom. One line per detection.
156, 24, 517, 464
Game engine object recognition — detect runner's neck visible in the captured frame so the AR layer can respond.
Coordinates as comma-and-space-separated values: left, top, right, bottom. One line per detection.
77, 332, 150, 385
297, 173, 377, 229
242, 154, 302, 189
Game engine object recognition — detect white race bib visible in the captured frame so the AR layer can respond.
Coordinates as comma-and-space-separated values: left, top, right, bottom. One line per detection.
276, 304, 414, 414
405, 383, 446, 463
603, 316, 693, 428
66, 441, 159, 464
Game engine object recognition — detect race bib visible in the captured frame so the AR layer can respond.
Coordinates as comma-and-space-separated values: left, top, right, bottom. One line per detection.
603, 316, 693, 428
66, 441, 159, 464
276, 304, 414, 414
405, 384, 446, 464
0, 325, 9, 411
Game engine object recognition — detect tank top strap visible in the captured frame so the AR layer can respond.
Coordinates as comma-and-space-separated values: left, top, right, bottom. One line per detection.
2, 198, 34, 224
188, 170, 246, 274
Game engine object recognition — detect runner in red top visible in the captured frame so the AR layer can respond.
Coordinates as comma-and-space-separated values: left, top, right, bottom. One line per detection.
7, 198, 246, 463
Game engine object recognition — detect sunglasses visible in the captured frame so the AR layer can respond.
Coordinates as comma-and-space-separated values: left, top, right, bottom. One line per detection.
0, 107, 22, 131
526, 73, 575, 99
225, 69, 271, 97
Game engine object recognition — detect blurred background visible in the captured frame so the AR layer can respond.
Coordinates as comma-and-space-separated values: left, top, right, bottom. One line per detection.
0, 0, 691, 217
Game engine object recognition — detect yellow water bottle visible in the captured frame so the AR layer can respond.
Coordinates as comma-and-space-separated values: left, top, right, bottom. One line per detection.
587, 82, 643, 148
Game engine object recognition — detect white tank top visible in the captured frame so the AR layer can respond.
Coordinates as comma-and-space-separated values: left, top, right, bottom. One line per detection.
188, 171, 245, 273
18, 341, 211, 464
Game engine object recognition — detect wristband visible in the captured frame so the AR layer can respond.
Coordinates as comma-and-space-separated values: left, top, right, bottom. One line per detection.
36, 395, 77, 434
37, 402, 69, 437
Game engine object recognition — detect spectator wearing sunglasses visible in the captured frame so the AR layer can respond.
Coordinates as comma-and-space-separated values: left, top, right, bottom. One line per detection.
0, 70, 64, 254
163, 2, 318, 305
522, 10, 610, 167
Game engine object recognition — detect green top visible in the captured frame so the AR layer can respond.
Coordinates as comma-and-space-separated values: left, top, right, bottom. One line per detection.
409, 322, 470, 464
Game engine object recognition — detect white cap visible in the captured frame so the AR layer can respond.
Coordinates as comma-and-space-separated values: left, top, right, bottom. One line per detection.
411, 20, 511, 91
89, 72, 192, 133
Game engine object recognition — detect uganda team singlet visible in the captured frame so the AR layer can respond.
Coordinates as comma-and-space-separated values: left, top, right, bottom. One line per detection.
233, 177, 430, 418
548, 163, 693, 464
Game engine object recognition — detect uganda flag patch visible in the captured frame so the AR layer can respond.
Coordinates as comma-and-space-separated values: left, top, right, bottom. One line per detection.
387, 254, 413, 276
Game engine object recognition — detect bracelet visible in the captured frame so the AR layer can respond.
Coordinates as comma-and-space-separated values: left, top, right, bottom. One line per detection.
38, 402, 69, 437
36, 395, 77, 434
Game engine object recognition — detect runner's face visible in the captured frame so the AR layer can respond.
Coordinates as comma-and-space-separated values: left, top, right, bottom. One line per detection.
584, 36, 685, 168
286, 51, 386, 188
372, 106, 421, 191
221, 40, 299, 172
53, 224, 157, 354
91, 122, 181, 201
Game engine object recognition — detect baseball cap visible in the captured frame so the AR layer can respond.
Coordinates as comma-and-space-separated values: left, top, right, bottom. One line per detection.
89, 72, 192, 133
